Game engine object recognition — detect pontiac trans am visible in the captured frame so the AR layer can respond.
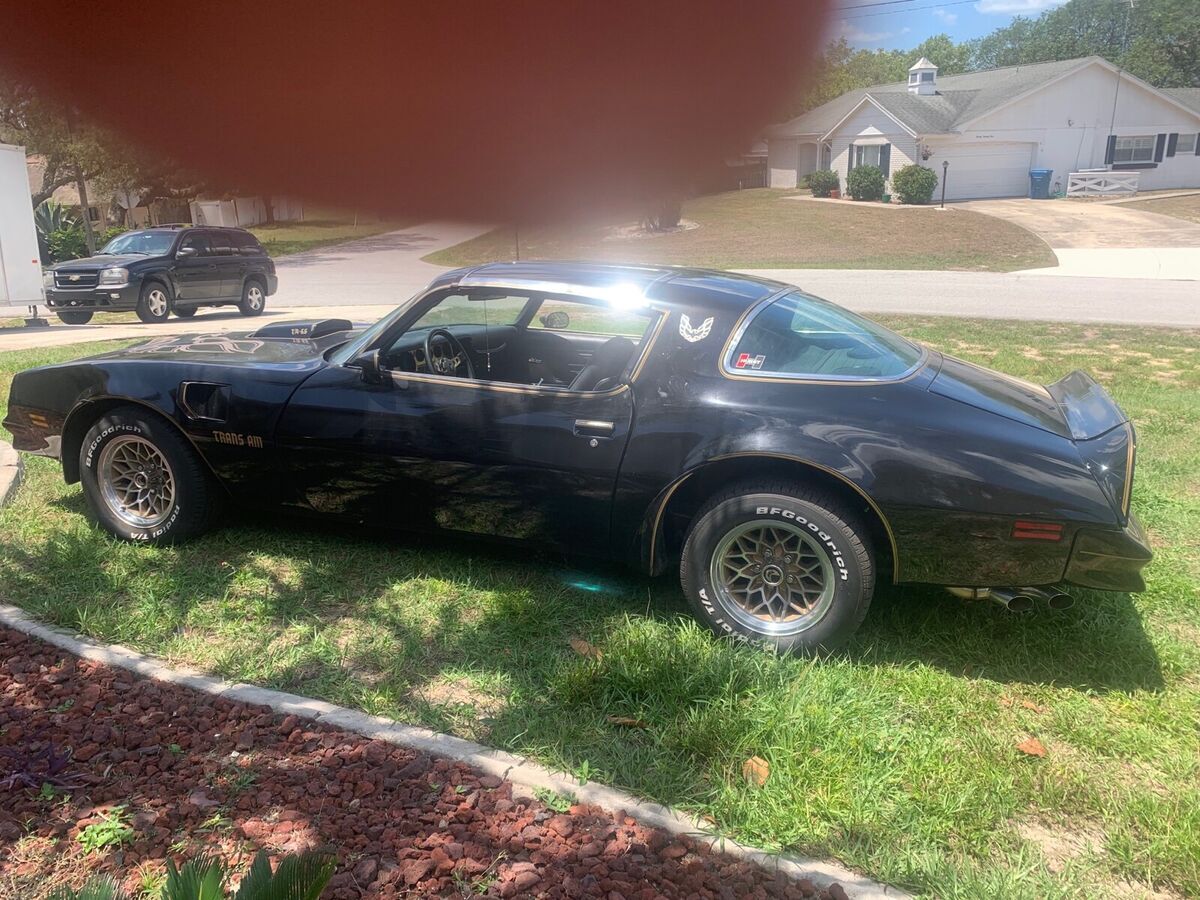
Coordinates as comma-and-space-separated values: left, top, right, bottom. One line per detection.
3, 262, 1151, 652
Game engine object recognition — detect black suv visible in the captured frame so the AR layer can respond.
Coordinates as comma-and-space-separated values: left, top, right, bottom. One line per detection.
42, 225, 278, 325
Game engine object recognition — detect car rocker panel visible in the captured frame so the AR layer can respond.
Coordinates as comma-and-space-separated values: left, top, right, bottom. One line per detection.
4, 263, 1151, 653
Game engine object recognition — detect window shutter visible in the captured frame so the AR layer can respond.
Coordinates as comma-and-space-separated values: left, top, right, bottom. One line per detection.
1154, 133, 1167, 162
1166, 133, 1179, 157
848, 143, 856, 173
880, 144, 891, 177
1196, 135, 1200, 156
1104, 135, 1116, 165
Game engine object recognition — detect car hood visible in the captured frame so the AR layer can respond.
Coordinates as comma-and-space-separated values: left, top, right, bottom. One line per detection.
52, 254, 155, 270
84, 319, 365, 368
929, 353, 1072, 438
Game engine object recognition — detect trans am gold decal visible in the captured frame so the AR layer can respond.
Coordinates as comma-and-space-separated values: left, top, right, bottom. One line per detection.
212, 431, 264, 448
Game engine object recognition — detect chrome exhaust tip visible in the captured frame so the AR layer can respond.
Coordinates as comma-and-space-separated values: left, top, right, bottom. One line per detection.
1046, 590, 1074, 610
993, 589, 1035, 613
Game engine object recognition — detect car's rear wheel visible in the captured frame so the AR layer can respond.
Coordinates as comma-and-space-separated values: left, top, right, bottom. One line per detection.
680, 482, 874, 653
79, 407, 220, 543
55, 310, 94, 325
137, 282, 171, 324
238, 279, 266, 316
172, 305, 197, 318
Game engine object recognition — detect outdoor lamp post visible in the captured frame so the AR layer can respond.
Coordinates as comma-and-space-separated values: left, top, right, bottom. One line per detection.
940, 160, 949, 208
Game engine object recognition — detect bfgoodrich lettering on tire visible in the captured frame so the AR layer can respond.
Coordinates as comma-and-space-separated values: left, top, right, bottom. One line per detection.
680, 482, 874, 653
79, 406, 220, 543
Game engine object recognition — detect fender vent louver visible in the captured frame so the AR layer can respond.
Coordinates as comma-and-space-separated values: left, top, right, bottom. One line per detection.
179, 382, 230, 422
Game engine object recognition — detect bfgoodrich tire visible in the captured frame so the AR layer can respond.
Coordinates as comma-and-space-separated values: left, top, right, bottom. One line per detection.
680, 482, 874, 653
78, 407, 220, 544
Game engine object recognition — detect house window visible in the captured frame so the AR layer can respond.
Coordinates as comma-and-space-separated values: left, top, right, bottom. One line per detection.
908, 73, 919, 85
1177, 134, 1197, 154
855, 144, 883, 168
920, 71, 934, 83
1113, 136, 1156, 163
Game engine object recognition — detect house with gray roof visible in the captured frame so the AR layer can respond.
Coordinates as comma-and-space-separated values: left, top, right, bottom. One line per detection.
766, 55, 1200, 200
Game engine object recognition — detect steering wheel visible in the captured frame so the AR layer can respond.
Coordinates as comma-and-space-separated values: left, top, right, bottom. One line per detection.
424, 328, 476, 379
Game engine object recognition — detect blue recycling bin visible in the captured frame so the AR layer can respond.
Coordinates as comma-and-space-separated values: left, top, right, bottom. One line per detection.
1029, 168, 1053, 200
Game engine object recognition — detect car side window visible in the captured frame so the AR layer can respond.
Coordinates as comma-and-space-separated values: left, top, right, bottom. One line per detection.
409, 293, 530, 329
178, 233, 212, 257
529, 298, 649, 338
727, 291, 923, 380
209, 232, 234, 256
232, 232, 264, 256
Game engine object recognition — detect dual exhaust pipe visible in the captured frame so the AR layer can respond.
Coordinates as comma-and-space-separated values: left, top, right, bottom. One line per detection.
946, 586, 1074, 612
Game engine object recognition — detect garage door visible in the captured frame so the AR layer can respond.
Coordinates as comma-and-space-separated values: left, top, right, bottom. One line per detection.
935, 142, 1036, 200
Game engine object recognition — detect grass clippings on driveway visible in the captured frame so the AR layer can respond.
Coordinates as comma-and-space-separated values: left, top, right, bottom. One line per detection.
1116, 192, 1200, 226
424, 189, 1056, 273
2, 319, 1199, 898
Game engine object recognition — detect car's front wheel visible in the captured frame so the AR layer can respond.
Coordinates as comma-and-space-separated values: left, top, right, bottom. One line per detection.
137, 281, 171, 324
238, 279, 266, 316
680, 482, 874, 653
79, 407, 220, 543
55, 310, 94, 325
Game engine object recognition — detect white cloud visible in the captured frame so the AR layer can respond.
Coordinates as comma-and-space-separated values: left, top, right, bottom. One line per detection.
932, 7, 959, 23
832, 19, 894, 43
901, 26, 913, 33
975, 0, 1067, 13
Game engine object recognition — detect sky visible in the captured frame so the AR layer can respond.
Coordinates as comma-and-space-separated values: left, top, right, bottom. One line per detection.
829, 0, 1072, 51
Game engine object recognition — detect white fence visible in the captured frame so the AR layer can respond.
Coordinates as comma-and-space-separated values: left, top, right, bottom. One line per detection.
1066, 171, 1139, 197
189, 196, 304, 227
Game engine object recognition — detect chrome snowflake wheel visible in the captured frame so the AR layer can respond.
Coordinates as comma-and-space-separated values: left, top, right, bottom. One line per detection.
709, 519, 834, 635
245, 285, 263, 310
97, 436, 176, 528
146, 288, 169, 317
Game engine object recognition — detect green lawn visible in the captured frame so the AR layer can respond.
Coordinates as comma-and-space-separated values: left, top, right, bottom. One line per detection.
2, 319, 1198, 899
1116, 192, 1200, 226
424, 190, 1056, 272
247, 209, 415, 257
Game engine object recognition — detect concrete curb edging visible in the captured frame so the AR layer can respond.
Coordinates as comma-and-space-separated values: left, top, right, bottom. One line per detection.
0, 601, 907, 898
0, 441, 22, 510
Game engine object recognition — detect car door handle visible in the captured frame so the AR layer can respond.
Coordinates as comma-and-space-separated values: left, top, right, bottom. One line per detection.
574, 419, 615, 437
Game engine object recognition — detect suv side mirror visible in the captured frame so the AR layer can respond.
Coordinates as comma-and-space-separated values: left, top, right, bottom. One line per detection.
353, 348, 384, 385
539, 310, 570, 330
176, 246, 197, 259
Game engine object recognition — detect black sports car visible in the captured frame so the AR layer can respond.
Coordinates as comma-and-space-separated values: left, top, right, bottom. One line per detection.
3, 262, 1151, 652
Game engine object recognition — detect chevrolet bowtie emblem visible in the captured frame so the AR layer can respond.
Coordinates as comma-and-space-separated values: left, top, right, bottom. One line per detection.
69, 274, 80, 281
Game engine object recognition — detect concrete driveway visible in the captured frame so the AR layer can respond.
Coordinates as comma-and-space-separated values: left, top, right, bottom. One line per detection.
961, 196, 1200, 279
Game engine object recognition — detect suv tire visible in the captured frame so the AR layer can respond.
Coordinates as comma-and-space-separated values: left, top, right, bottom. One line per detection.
680, 482, 874, 653
79, 406, 220, 544
56, 310, 94, 325
137, 281, 172, 324
238, 279, 266, 317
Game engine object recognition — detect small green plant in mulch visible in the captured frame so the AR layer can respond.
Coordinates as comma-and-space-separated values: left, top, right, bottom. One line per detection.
533, 787, 574, 813
47, 851, 334, 900
77, 805, 135, 854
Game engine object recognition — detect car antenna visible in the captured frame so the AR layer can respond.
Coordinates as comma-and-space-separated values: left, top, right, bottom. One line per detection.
483, 293, 492, 376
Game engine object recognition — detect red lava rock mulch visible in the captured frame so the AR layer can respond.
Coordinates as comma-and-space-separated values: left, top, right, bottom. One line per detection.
0, 626, 852, 898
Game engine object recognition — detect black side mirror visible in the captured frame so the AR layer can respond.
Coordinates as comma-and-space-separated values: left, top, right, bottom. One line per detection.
176, 246, 197, 259
539, 310, 570, 330
354, 348, 384, 385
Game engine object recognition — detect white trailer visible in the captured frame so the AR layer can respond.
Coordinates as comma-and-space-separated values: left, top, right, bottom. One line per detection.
0, 143, 44, 308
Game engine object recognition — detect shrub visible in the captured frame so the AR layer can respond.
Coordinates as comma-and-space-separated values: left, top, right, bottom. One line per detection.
807, 169, 839, 198
846, 165, 885, 201
46, 227, 89, 262
891, 164, 939, 205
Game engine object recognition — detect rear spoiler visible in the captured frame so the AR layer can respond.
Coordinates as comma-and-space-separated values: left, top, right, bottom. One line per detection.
252, 319, 354, 341
1047, 370, 1128, 441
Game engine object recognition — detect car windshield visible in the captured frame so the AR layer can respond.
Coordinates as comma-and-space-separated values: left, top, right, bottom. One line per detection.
99, 230, 178, 256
